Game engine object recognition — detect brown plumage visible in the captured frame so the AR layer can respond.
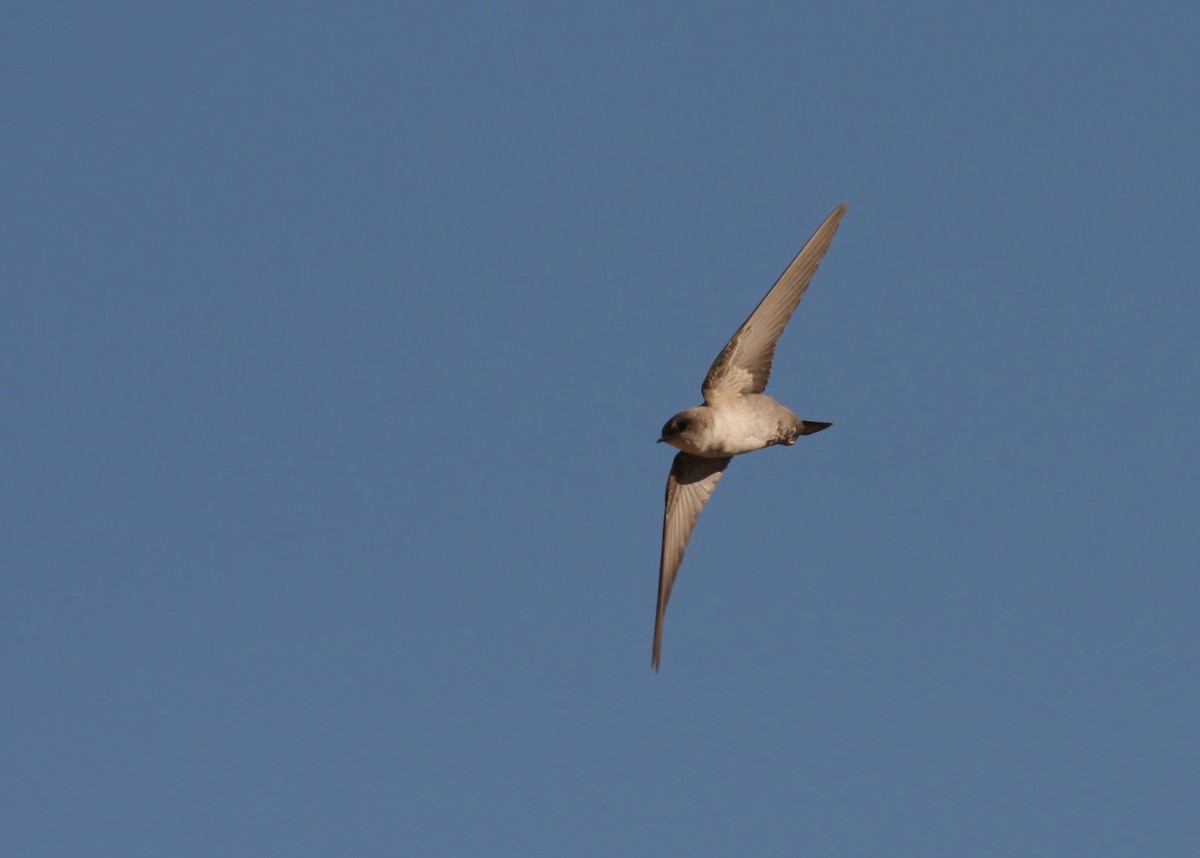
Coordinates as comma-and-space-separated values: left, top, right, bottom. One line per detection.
653, 204, 846, 670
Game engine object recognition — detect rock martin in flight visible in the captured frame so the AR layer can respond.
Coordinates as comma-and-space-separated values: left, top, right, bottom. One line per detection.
653, 203, 847, 670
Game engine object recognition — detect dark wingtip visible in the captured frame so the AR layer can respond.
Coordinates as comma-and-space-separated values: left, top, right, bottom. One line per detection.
800, 420, 832, 435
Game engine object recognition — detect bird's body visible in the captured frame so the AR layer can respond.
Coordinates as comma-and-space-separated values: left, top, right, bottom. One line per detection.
660, 393, 817, 458
652, 203, 847, 670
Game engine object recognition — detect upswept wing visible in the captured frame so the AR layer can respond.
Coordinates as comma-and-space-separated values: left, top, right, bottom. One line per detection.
702, 204, 847, 399
653, 451, 732, 670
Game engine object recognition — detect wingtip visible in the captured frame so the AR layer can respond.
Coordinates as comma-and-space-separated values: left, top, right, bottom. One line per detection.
652, 622, 664, 672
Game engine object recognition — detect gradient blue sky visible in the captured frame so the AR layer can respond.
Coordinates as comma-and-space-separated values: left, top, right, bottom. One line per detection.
5, 2, 1199, 855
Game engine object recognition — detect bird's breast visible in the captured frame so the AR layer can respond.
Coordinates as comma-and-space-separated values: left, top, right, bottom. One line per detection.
703, 396, 802, 456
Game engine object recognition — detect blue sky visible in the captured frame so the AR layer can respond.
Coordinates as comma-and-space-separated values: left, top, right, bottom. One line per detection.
5, 2, 1198, 855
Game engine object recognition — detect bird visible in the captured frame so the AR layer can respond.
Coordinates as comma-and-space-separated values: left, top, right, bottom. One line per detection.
653, 203, 847, 670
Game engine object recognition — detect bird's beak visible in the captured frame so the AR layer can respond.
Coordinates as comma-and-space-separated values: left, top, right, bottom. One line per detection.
656, 437, 666, 443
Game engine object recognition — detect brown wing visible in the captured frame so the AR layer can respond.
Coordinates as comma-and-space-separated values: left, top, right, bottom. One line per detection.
702, 203, 847, 400
653, 451, 732, 671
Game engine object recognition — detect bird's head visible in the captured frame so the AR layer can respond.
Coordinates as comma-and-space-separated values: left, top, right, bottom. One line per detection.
657, 408, 707, 451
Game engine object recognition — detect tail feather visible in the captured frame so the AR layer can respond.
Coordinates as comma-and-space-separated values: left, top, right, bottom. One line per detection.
799, 420, 832, 435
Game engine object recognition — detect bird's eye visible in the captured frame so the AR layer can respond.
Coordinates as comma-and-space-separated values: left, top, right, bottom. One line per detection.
677, 420, 689, 431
